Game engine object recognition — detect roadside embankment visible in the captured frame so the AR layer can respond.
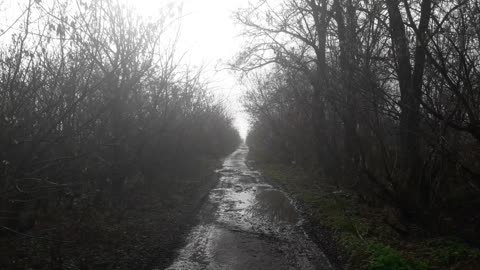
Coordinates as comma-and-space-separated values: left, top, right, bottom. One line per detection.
248, 153, 480, 270
1, 159, 221, 270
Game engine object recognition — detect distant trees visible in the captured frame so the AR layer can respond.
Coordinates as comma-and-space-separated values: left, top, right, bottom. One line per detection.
237, 0, 480, 241
0, 0, 240, 232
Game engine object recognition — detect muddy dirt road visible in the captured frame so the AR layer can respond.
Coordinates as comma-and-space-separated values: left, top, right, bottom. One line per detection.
167, 145, 332, 269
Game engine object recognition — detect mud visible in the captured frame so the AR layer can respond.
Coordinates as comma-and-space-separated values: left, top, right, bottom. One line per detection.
167, 145, 332, 270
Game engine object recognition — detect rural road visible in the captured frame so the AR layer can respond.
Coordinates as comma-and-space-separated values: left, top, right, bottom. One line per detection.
167, 145, 332, 269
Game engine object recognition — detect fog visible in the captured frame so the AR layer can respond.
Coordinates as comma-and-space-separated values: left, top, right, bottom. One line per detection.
127, 0, 250, 139
2, 0, 480, 269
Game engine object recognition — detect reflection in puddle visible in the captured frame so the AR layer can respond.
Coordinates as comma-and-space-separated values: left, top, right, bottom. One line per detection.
250, 189, 299, 224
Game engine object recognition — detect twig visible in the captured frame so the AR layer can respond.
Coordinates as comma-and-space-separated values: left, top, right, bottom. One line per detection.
1, 226, 73, 243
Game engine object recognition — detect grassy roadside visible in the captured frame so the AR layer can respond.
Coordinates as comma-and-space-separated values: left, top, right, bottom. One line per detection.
248, 152, 480, 270
1, 158, 221, 270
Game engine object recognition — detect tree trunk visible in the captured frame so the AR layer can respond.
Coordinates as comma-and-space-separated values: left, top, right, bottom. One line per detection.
309, 0, 331, 172
386, 0, 432, 213
334, 0, 359, 175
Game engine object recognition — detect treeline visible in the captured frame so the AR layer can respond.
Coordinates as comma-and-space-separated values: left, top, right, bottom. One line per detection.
237, 0, 480, 241
0, 0, 240, 232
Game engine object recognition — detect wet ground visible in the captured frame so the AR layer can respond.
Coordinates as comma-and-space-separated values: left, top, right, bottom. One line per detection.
167, 145, 332, 270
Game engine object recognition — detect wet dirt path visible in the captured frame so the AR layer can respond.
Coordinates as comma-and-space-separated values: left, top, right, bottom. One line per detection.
167, 145, 332, 270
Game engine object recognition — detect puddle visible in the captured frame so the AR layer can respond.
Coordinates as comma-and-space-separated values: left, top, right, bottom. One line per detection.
167, 145, 332, 270
250, 189, 299, 224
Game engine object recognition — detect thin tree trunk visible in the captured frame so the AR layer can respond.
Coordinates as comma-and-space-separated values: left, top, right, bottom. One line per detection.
386, 0, 432, 213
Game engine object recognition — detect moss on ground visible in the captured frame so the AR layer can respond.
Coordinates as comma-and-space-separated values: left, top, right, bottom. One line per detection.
249, 152, 480, 270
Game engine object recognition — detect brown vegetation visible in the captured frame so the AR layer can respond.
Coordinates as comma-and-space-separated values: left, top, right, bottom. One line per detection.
0, 0, 240, 268
237, 0, 480, 254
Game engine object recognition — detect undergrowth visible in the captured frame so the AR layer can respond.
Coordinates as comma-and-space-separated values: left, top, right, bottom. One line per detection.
249, 151, 480, 270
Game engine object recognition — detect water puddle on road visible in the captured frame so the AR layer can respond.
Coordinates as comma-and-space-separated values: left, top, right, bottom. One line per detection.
167, 145, 332, 270
250, 188, 299, 224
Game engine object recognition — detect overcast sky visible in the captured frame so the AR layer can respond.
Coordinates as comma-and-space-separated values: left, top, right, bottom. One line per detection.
0, 0, 251, 139
130, 0, 251, 139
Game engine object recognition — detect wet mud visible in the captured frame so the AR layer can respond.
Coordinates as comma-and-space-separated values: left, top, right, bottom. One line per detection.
167, 145, 332, 270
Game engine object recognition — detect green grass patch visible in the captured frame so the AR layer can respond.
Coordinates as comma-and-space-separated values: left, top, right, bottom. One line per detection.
415, 238, 480, 268
368, 242, 428, 270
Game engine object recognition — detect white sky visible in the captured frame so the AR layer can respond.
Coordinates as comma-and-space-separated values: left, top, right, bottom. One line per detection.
0, 0, 251, 139
129, 0, 251, 139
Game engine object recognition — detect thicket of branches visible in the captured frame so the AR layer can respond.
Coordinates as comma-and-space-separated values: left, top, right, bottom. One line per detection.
237, 0, 480, 241
0, 0, 240, 233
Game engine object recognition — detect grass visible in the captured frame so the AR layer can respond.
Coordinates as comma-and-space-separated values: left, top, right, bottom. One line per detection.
248, 151, 480, 270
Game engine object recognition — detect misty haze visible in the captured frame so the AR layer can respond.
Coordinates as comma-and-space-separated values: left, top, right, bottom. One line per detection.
1, 0, 480, 269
